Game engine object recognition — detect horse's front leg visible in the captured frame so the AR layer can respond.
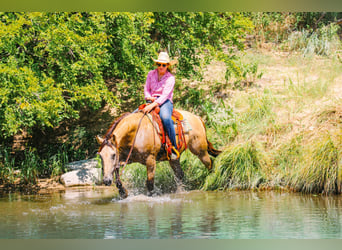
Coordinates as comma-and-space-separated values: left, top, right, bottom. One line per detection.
169, 158, 184, 183
114, 167, 128, 199
145, 155, 156, 196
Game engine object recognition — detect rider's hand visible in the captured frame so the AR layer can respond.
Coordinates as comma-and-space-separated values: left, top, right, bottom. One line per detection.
143, 102, 158, 114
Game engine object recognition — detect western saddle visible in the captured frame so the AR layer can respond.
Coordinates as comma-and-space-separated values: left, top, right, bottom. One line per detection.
138, 103, 187, 160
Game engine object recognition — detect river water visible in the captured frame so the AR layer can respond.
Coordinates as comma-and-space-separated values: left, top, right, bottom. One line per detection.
0, 189, 341, 239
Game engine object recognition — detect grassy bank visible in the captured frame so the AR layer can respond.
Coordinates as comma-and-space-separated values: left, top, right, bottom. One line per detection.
1, 16, 342, 195
122, 41, 342, 195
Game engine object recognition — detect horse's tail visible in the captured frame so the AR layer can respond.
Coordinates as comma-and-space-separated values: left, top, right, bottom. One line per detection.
199, 117, 222, 157
207, 139, 222, 157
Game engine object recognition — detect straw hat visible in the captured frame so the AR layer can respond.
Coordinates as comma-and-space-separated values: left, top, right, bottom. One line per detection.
152, 52, 178, 66
152, 52, 170, 64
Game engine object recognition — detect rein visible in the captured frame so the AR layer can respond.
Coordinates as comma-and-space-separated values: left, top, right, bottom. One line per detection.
120, 112, 146, 175
98, 111, 147, 175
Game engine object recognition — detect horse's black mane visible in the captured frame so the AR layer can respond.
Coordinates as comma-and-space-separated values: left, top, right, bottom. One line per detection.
103, 112, 131, 140
98, 112, 131, 153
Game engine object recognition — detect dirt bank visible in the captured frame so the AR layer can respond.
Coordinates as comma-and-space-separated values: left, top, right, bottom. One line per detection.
0, 177, 116, 195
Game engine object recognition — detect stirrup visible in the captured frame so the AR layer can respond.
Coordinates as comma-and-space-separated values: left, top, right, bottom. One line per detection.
171, 146, 180, 160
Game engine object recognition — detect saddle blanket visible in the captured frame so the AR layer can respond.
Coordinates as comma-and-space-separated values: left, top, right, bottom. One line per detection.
146, 113, 192, 135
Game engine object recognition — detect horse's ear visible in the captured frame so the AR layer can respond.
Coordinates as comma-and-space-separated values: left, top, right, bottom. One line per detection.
96, 135, 104, 145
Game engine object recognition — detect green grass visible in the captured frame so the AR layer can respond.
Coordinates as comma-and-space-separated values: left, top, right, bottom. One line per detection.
289, 132, 342, 194
0, 146, 69, 186
286, 76, 329, 101
233, 89, 277, 141
203, 141, 269, 191
122, 161, 179, 194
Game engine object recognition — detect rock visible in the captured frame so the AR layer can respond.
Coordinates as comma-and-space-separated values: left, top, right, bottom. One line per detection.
60, 158, 102, 187
60, 168, 102, 187
65, 158, 99, 171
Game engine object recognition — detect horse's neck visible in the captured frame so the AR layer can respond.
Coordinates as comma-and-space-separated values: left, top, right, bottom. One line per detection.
114, 113, 145, 144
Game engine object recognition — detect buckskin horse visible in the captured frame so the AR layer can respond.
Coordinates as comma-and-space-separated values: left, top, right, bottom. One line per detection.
96, 109, 221, 198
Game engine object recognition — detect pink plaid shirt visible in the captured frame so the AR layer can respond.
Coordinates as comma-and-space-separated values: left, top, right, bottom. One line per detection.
144, 69, 175, 105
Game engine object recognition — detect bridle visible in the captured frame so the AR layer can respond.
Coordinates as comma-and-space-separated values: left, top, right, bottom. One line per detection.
98, 112, 131, 153
98, 112, 147, 174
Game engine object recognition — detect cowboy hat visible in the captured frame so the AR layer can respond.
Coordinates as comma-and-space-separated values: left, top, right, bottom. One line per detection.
152, 52, 178, 66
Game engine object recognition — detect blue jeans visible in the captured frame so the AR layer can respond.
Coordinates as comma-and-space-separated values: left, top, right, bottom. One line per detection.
160, 100, 177, 148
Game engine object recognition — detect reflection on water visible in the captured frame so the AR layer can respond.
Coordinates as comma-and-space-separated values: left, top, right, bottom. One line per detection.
0, 189, 341, 239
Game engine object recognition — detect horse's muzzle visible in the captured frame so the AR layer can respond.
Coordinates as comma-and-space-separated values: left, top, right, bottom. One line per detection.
103, 177, 112, 186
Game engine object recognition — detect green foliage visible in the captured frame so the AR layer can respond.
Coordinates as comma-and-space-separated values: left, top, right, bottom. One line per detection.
225, 60, 263, 88
0, 145, 70, 184
273, 136, 305, 185
203, 141, 269, 191
103, 12, 156, 105
241, 89, 275, 122
174, 82, 205, 112
294, 12, 342, 30
0, 12, 252, 140
202, 98, 237, 146
0, 11, 257, 187
250, 12, 296, 44
286, 76, 329, 101
283, 23, 341, 57
250, 12, 342, 55
180, 150, 210, 190
122, 162, 178, 194
150, 12, 253, 79
104, 12, 253, 107
121, 163, 148, 193
234, 89, 276, 140
0, 12, 116, 139
0, 147, 16, 184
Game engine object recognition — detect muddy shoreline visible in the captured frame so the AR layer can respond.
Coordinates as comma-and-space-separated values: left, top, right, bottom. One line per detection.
0, 177, 116, 195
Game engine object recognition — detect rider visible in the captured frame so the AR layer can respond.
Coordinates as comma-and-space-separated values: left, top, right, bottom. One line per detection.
142, 51, 179, 160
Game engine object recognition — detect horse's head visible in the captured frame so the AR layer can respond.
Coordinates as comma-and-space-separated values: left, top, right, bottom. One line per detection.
96, 135, 119, 186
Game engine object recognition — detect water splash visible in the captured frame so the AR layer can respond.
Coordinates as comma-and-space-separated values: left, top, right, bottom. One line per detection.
115, 193, 181, 203
114, 187, 191, 203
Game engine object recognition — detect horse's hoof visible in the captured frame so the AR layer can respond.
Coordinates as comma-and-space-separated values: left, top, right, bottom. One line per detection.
147, 190, 155, 197
119, 188, 128, 199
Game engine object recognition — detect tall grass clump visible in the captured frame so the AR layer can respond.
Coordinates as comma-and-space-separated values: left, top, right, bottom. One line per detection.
289, 132, 342, 194
284, 23, 341, 57
236, 89, 276, 139
286, 76, 329, 101
0, 147, 16, 185
203, 141, 269, 191
0, 146, 70, 186
272, 135, 305, 186
202, 98, 237, 146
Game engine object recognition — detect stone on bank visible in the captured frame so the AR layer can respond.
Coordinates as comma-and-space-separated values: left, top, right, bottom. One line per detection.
60, 159, 102, 187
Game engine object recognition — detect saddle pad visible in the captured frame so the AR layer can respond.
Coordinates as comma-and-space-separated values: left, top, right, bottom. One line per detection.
180, 118, 192, 134
146, 113, 192, 134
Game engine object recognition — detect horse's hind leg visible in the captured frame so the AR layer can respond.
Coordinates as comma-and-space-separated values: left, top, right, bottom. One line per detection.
145, 155, 156, 196
169, 159, 184, 182
189, 145, 213, 171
